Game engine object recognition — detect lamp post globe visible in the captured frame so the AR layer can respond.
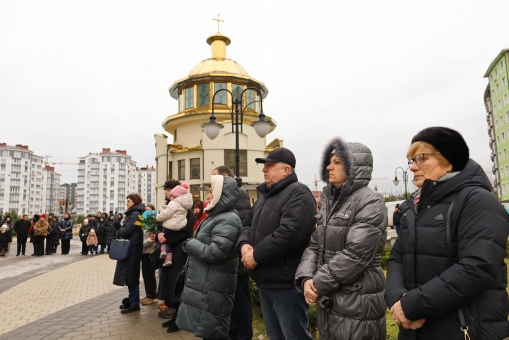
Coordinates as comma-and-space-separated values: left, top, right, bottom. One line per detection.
393, 178, 400, 186
251, 112, 271, 138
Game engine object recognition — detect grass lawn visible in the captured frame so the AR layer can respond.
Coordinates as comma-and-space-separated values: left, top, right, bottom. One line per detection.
252, 258, 509, 339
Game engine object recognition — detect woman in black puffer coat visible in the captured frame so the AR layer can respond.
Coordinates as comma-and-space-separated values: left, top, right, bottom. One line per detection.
113, 194, 144, 314
104, 215, 116, 253
385, 127, 509, 340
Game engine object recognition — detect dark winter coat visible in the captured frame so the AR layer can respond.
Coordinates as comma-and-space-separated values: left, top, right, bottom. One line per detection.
177, 176, 242, 339
60, 218, 73, 240
47, 219, 60, 246
393, 209, 402, 225
14, 220, 31, 239
157, 210, 195, 304
236, 186, 251, 276
1, 219, 13, 242
79, 224, 91, 242
113, 204, 145, 287
96, 221, 106, 244
385, 159, 509, 340
0, 230, 8, 248
295, 138, 387, 340
237, 172, 316, 289
104, 220, 116, 245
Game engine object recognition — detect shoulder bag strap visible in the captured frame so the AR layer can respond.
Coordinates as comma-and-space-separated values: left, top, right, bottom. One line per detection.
446, 187, 478, 340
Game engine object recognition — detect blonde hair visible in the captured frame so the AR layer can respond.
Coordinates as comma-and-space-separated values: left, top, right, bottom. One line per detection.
407, 141, 450, 166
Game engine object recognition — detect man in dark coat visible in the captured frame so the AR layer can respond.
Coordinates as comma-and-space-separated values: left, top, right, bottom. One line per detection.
104, 215, 116, 253
213, 165, 253, 340
59, 213, 73, 254
237, 148, 316, 340
14, 214, 31, 256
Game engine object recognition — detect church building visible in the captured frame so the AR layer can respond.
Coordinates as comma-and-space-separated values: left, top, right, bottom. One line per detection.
154, 24, 282, 207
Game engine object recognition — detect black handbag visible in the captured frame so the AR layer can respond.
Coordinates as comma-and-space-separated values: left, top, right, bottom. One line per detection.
109, 239, 131, 261
173, 256, 189, 296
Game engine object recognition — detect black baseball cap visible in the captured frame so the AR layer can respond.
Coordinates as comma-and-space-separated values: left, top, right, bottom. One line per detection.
255, 148, 296, 168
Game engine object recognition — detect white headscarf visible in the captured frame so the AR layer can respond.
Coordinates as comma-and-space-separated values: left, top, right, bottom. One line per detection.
204, 175, 224, 212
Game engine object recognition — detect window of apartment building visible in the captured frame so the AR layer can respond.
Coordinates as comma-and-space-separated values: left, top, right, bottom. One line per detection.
12, 158, 20, 164
506, 165, 509, 176
502, 132, 505, 142
0, 174, 4, 183
498, 135, 501, 143
1, 151, 9, 156
224, 150, 248, 177
501, 59, 505, 70
503, 184, 507, 195
505, 94, 509, 106
495, 66, 499, 77
499, 99, 502, 110
497, 83, 500, 94
505, 148, 507, 159
110, 181, 115, 187
13, 151, 21, 158
0, 164, 5, 171
190, 158, 200, 179
503, 76, 507, 88
178, 160, 185, 180
110, 190, 114, 200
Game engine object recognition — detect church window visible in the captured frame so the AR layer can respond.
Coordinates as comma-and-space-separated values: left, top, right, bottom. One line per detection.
232, 84, 243, 103
168, 161, 173, 180
214, 83, 227, 104
185, 87, 194, 109
198, 84, 210, 106
224, 150, 247, 177
179, 91, 183, 112
190, 158, 200, 179
247, 89, 255, 109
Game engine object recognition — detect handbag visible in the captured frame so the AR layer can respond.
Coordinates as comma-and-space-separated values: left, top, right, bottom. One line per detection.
173, 256, 189, 296
109, 239, 131, 261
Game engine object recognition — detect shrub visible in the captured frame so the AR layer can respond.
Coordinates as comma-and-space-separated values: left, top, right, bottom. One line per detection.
381, 247, 391, 270
249, 278, 260, 306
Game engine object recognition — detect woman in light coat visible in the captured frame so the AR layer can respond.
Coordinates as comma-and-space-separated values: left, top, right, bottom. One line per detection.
176, 175, 242, 340
295, 137, 387, 340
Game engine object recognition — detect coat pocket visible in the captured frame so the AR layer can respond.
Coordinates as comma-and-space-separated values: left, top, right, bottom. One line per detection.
331, 282, 362, 317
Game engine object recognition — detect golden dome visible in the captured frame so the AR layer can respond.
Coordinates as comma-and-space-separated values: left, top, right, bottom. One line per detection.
188, 58, 250, 78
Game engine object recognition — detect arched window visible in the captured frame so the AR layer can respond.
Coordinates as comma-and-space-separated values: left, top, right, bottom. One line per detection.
198, 84, 210, 106
185, 87, 194, 109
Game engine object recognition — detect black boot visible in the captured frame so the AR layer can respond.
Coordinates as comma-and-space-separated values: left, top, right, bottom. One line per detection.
119, 298, 131, 310
121, 304, 140, 314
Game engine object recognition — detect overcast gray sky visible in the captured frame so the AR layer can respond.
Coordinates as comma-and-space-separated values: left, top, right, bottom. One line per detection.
0, 1, 506, 194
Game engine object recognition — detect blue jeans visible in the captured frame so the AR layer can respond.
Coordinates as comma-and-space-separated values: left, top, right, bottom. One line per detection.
395, 224, 401, 235
258, 287, 312, 340
128, 285, 140, 306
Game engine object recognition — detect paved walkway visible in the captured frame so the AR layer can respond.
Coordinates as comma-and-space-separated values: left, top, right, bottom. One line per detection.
0, 239, 199, 340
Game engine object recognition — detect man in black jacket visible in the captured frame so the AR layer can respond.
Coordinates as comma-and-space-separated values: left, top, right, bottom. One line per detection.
237, 148, 316, 340
213, 165, 253, 340
14, 214, 30, 256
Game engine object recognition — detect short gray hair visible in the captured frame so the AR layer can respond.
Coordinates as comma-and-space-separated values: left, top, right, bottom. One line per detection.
279, 162, 295, 174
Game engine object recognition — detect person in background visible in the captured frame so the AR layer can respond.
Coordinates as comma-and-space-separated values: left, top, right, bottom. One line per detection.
140, 204, 157, 306
0, 223, 9, 255
28, 214, 39, 255
96, 216, 107, 254
46, 213, 60, 255
104, 215, 117, 254
79, 219, 91, 255
1, 215, 13, 254
212, 165, 253, 340
59, 213, 73, 255
14, 214, 31, 256
113, 194, 145, 314
393, 204, 402, 235
33, 214, 48, 256
192, 201, 208, 233
87, 229, 98, 255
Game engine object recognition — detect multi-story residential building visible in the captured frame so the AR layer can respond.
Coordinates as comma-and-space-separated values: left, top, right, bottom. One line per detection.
484, 49, 509, 201
136, 166, 156, 206
0, 143, 60, 215
76, 148, 137, 215
59, 183, 77, 214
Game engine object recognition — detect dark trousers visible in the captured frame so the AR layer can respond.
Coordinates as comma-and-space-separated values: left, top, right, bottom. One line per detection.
128, 285, 140, 306
141, 253, 157, 299
17, 237, 27, 255
81, 240, 88, 254
61, 239, 70, 254
45, 237, 53, 254
33, 236, 45, 256
229, 274, 253, 340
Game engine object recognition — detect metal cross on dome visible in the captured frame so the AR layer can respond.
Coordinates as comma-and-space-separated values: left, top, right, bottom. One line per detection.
212, 14, 225, 32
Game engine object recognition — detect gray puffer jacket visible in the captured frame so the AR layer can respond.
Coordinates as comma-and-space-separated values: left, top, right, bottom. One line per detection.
295, 138, 387, 340
176, 176, 242, 339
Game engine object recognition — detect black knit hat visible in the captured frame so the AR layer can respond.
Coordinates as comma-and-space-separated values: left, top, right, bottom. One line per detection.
411, 127, 469, 171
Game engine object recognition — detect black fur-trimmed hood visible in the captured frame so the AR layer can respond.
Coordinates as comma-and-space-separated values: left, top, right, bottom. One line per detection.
320, 138, 373, 193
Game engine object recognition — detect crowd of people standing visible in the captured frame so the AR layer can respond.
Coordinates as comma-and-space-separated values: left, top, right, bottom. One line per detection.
2, 126, 509, 340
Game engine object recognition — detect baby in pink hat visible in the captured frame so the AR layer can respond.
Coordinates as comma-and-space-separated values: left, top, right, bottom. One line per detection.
156, 182, 193, 266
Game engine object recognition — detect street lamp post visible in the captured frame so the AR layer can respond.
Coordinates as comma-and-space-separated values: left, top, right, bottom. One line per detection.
202, 87, 271, 177
393, 167, 415, 200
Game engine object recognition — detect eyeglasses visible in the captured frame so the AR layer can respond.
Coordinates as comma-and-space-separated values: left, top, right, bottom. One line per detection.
408, 153, 434, 166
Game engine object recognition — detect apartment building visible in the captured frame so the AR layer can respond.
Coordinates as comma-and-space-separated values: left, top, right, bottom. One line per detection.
136, 166, 156, 206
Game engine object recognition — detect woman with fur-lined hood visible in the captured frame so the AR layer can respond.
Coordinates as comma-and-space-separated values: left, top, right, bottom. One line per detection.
295, 137, 388, 340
